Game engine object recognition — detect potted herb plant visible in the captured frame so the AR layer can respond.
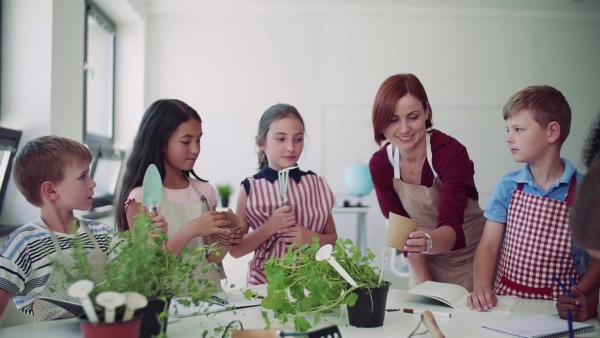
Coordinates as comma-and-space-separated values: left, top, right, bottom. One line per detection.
215, 183, 233, 208
259, 238, 390, 331
55, 214, 219, 338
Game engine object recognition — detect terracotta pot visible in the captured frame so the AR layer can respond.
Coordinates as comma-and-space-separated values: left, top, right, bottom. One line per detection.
79, 314, 142, 338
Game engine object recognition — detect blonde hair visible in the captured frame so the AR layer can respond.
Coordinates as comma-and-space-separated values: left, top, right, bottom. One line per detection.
13, 135, 92, 206
503, 85, 571, 144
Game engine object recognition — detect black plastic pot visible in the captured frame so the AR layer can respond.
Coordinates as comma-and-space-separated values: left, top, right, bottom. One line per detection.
346, 281, 390, 328
139, 298, 171, 338
220, 196, 230, 208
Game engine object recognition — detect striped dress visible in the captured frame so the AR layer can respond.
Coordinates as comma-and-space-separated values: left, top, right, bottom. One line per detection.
242, 166, 335, 285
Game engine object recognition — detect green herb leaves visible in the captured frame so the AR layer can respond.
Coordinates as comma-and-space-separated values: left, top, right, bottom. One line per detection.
261, 238, 380, 330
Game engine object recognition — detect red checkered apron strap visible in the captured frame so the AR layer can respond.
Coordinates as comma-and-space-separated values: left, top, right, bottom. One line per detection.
494, 176, 579, 300
564, 176, 577, 207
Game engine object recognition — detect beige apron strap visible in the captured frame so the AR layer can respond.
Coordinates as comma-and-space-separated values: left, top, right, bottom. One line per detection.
45, 227, 63, 254
425, 132, 437, 177
47, 220, 101, 252
386, 143, 400, 180
393, 146, 400, 180
387, 132, 436, 180
79, 221, 102, 251
188, 178, 211, 213
187, 178, 227, 280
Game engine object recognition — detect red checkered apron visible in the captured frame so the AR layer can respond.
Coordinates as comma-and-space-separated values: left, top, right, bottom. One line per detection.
494, 176, 579, 300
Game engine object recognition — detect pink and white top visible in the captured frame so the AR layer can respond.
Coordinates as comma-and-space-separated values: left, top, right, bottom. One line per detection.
126, 179, 218, 210
241, 166, 335, 285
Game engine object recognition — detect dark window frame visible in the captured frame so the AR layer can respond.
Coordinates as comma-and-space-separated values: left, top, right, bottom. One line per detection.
82, 2, 122, 219
83, 1, 116, 146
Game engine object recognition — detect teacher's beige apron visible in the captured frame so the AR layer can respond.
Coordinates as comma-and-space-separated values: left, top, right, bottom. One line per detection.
33, 219, 106, 321
389, 133, 484, 291
159, 179, 223, 294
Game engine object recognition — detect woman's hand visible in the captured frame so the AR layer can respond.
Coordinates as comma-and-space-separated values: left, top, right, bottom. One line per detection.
151, 214, 169, 234
189, 211, 231, 237
467, 287, 498, 311
266, 206, 296, 234
404, 229, 429, 257
556, 287, 588, 321
277, 225, 315, 247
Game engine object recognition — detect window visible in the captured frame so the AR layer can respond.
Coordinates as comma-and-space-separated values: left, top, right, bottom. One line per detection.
83, 2, 122, 219
83, 143, 124, 219
83, 1, 115, 144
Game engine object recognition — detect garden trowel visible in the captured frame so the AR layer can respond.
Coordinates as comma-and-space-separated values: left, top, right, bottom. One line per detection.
142, 164, 162, 217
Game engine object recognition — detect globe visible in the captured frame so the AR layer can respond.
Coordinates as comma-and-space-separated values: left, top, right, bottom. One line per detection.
342, 163, 374, 197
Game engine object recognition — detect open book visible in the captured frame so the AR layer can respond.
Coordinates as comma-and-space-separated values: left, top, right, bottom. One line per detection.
407, 281, 520, 312
169, 292, 262, 318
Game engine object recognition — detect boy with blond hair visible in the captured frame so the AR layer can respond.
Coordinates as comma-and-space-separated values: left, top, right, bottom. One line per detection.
0, 136, 114, 321
467, 85, 600, 320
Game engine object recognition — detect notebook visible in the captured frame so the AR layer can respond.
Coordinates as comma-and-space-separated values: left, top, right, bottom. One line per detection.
406, 281, 520, 312
482, 314, 596, 338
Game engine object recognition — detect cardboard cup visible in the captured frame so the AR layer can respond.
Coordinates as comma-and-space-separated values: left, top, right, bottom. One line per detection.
210, 233, 231, 246
232, 329, 278, 338
386, 212, 419, 251
221, 211, 242, 231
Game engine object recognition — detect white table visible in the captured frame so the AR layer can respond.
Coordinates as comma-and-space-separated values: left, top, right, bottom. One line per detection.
332, 207, 370, 254
2, 289, 598, 337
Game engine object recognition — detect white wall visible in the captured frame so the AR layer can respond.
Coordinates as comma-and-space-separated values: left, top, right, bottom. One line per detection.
2, 0, 600, 287
0, 0, 86, 326
143, 1, 600, 257
92, 0, 148, 151
50, 0, 85, 142
0, 0, 146, 226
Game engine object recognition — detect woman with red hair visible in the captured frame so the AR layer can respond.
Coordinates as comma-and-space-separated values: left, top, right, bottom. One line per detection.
369, 74, 484, 291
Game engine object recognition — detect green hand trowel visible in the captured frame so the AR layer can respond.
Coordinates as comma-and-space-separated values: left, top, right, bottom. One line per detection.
142, 164, 163, 216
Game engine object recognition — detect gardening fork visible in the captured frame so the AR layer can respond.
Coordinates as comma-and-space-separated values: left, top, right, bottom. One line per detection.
265, 166, 299, 252
278, 166, 298, 206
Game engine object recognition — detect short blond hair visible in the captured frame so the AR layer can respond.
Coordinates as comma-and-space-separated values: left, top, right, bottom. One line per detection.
503, 85, 571, 144
13, 136, 92, 207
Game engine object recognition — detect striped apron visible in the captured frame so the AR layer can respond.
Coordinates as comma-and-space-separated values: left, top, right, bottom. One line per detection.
245, 173, 334, 285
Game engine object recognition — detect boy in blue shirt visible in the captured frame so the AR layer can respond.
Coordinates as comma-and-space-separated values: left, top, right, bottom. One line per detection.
467, 85, 600, 320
